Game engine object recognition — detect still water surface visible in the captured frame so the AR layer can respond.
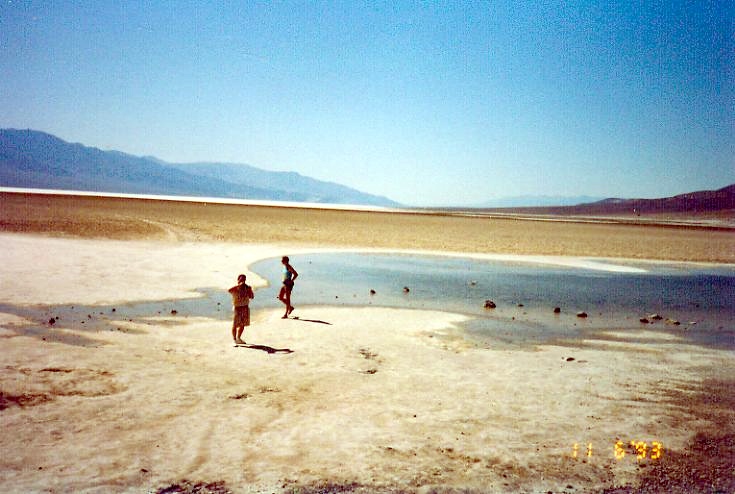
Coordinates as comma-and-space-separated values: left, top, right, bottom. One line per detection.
249, 253, 735, 350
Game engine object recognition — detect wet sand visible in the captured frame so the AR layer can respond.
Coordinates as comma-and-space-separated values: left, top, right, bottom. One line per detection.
0, 192, 734, 493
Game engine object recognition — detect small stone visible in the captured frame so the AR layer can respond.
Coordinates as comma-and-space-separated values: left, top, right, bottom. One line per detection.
576, 312, 588, 318
566, 357, 575, 362
553, 307, 561, 314
170, 310, 178, 315
517, 303, 524, 307
370, 289, 376, 295
484, 300, 496, 309
639, 317, 650, 324
48, 318, 56, 325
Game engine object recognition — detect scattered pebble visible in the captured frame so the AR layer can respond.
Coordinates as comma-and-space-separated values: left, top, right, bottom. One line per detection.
553, 307, 561, 314
484, 300, 496, 309
576, 312, 588, 318
170, 310, 178, 315
370, 289, 376, 295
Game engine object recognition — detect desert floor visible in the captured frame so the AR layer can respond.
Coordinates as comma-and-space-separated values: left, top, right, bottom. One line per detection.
0, 192, 734, 493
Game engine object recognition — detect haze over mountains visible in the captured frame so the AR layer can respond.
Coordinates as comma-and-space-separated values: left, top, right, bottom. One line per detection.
0, 129, 399, 207
1, 128, 733, 214
477, 195, 606, 208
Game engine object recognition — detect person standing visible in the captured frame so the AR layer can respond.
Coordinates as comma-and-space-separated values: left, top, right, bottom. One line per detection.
278, 256, 298, 318
229, 274, 254, 344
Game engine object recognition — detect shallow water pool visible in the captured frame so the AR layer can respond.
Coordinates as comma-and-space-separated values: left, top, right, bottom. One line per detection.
249, 253, 735, 350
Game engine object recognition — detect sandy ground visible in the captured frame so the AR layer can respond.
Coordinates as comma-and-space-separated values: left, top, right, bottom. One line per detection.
1, 193, 734, 493
0, 231, 733, 494
2, 192, 734, 263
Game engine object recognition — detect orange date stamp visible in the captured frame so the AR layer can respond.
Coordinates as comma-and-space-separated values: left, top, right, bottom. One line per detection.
571, 440, 663, 460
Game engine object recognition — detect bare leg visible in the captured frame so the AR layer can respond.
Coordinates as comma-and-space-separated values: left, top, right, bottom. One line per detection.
279, 286, 291, 318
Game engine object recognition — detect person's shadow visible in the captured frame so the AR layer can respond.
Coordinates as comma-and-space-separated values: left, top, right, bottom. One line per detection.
290, 316, 332, 325
235, 344, 293, 354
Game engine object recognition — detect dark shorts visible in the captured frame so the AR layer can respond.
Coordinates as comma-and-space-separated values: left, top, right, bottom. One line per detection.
283, 279, 294, 291
233, 306, 250, 327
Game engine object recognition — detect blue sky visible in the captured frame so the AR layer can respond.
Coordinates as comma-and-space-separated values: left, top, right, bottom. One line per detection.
1, 1, 733, 206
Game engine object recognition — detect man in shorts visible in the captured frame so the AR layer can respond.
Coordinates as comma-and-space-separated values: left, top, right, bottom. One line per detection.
229, 274, 254, 344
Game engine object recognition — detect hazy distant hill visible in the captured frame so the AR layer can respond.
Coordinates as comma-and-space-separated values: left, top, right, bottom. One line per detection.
0, 129, 399, 207
168, 162, 393, 206
477, 185, 735, 216
477, 195, 605, 208
574, 185, 735, 215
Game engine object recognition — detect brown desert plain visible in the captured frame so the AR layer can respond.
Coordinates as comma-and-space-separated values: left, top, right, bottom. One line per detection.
0, 191, 734, 494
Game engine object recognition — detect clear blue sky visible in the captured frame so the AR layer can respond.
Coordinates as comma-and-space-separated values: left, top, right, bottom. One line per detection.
1, 1, 733, 206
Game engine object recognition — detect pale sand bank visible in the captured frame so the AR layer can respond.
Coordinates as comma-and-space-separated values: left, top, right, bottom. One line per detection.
1, 233, 733, 493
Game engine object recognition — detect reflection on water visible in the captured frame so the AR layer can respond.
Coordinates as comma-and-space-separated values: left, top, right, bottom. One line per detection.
249, 253, 735, 350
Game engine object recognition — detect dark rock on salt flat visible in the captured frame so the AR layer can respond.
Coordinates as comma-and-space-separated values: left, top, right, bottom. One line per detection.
553, 307, 561, 314
577, 311, 588, 318
484, 300, 496, 309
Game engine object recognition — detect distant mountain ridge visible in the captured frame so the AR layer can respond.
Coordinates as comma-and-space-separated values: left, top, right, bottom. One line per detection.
0, 129, 399, 207
477, 195, 605, 208
478, 185, 735, 216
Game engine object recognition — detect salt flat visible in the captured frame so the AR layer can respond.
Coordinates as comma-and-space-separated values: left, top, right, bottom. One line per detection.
0, 192, 733, 493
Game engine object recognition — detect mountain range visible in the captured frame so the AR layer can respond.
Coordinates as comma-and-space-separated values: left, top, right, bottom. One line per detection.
1, 129, 733, 214
0, 129, 399, 207
472, 184, 735, 216
476, 195, 605, 208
